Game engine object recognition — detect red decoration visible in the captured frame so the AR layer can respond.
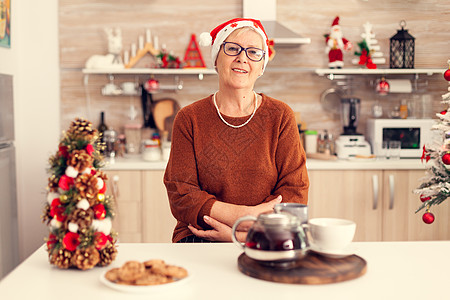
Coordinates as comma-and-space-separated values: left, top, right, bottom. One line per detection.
420, 195, 431, 202
85, 144, 94, 156
421, 145, 431, 163
444, 68, 450, 81
376, 77, 390, 95
94, 232, 108, 250
58, 145, 69, 158
440, 110, 447, 115
442, 152, 450, 165
93, 203, 106, 219
98, 181, 106, 193
422, 211, 435, 224
183, 34, 206, 68
58, 175, 74, 191
62, 232, 80, 251
50, 198, 66, 222
46, 233, 58, 250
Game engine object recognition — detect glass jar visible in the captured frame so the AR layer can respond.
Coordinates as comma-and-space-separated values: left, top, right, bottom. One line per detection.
141, 139, 161, 161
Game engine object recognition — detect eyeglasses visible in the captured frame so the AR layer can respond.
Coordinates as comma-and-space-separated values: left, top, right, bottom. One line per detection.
222, 42, 265, 62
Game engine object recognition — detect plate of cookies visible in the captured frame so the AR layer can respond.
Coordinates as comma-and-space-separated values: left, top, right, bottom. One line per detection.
100, 259, 190, 293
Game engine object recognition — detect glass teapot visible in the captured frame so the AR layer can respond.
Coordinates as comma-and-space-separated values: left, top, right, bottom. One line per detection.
231, 211, 309, 262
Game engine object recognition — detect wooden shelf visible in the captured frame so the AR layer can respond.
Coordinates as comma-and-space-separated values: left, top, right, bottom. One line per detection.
315, 68, 444, 76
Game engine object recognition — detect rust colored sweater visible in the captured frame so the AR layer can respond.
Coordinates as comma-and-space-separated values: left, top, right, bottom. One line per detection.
163, 93, 309, 242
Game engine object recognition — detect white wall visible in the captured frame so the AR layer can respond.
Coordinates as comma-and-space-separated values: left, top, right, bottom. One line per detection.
0, 0, 60, 261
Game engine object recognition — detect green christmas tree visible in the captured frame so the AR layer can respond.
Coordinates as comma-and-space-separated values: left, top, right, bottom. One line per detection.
414, 60, 450, 224
42, 118, 118, 269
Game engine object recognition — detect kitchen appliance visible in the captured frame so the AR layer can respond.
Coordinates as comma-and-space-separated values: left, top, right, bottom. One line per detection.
367, 118, 435, 158
0, 73, 19, 280
335, 98, 371, 159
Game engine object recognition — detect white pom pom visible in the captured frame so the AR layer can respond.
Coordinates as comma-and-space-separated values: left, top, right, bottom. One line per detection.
65, 166, 78, 178
199, 32, 212, 47
96, 177, 104, 190
91, 218, 112, 235
68, 222, 79, 233
77, 199, 90, 210
50, 218, 62, 229
82, 167, 91, 175
47, 192, 60, 205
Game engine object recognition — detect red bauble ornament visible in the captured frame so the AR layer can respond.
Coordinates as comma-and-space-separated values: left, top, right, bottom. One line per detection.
422, 212, 435, 224
62, 232, 80, 251
442, 152, 450, 165
444, 68, 450, 81
376, 78, 390, 95
420, 195, 431, 202
93, 203, 106, 219
440, 110, 448, 115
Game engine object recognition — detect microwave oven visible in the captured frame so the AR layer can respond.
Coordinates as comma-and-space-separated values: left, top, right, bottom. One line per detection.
366, 118, 435, 158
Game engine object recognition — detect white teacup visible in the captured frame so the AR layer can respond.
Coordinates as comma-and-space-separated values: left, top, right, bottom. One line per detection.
306, 218, 356, 252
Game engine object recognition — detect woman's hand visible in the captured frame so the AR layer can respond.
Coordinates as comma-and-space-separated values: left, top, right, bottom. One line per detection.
188, 215, 247, 242
248, 195, 282, 217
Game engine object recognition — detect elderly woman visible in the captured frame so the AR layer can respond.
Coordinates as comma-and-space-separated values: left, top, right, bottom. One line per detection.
164, 18, 309, 243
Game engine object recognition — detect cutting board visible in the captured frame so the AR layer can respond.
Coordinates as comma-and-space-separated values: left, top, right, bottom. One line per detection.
237, 251, 367, 284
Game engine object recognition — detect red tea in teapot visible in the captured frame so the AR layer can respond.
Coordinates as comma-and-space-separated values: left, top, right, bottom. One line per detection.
245, 227, 303, 251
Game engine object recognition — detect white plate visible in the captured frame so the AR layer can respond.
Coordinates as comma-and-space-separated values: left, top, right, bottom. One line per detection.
309, 244, 354, 259
99, 269, 191, 293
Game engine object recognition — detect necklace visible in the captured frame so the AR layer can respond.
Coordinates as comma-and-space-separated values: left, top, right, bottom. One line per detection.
213, 91, 258, 129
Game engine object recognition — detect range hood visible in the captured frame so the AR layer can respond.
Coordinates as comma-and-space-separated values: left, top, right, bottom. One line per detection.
243, 0, 311, 46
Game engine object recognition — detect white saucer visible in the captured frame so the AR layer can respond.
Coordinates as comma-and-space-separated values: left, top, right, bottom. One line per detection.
309, 244, 354, 259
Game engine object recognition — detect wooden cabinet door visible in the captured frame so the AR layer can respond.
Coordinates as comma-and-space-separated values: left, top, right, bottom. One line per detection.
382, 170, 450, 241
104, 170, 142, 242
308, 170, 383, 242
142, 170, 177, 243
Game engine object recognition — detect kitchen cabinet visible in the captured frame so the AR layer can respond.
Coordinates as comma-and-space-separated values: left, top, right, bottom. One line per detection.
142, 170, 177, 243
104, 170, 176, 243
308, 169, 450, 242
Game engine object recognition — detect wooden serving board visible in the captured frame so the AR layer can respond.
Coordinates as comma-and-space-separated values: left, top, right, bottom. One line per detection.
237, 251, 367, 284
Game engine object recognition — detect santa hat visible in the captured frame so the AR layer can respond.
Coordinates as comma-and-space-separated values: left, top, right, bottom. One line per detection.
331, 16, 340, 27
199, 18, 270, 72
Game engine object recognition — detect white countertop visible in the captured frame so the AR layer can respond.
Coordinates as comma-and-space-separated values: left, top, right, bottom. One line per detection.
1, 241, 448, 299
103, 156, 427, 171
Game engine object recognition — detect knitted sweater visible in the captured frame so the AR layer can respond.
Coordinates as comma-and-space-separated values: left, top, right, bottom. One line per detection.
163, 93, 309, 242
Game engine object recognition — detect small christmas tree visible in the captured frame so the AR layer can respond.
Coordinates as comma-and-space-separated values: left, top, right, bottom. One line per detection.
352, 22, 386, 69
42, 118, 117, 269
414, 60, 450, 224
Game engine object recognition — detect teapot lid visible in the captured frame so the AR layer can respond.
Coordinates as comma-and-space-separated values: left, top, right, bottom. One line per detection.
258, 212, 299, 228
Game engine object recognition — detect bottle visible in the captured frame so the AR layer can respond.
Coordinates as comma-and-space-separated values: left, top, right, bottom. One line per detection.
304, 130, 318, 154
98, 112, 108, 152
399, 99, 408, 119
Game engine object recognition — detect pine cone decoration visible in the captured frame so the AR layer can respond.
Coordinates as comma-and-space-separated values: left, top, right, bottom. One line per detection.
41, 205, 52, 225
68, 118, 96, 140
68, 149, 93, 172
71, 247, 100, 270
97, 243, 118, 266
65, 208, 94, 233
50, 249, 72, 269
48, 175, 59, 191
74, 174, 100, 204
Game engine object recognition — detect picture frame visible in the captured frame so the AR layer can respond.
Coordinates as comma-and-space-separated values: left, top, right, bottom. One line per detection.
0, 0, 11, 48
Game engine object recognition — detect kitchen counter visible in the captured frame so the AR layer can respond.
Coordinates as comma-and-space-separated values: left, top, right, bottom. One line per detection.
103, 156, 427, 171
0, 241, 448, 299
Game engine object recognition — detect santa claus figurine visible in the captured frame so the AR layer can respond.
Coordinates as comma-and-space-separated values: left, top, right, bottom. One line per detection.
325, 16, 352, 68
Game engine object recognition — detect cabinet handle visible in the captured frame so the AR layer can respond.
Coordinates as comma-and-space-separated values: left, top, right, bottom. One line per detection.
112, 175, 120, 199
372, 174, 379, 210
389, 174, 395, 210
